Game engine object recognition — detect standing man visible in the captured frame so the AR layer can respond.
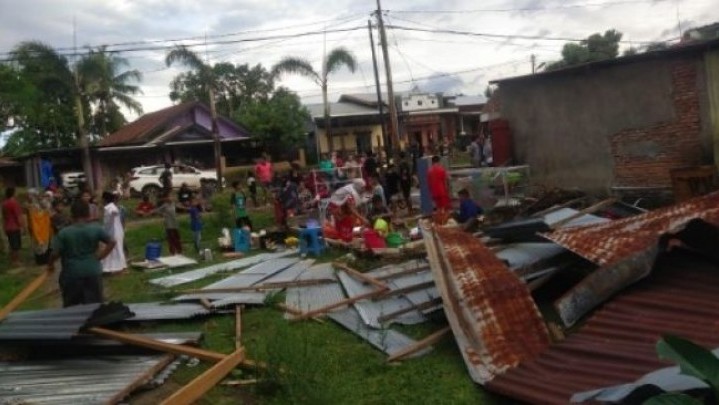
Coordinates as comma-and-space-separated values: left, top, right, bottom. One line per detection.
47, 201, 116, 307
2, 187, 23, 267
159, 163, 173, 195
398, 152, 413, 213
254, 156, 273, 204
427, 155, 451, 217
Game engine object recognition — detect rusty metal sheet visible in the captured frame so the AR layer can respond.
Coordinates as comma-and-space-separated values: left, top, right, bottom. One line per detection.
423, 223, 549, 384
544, 192, 719, 267
486, 252, 719, 405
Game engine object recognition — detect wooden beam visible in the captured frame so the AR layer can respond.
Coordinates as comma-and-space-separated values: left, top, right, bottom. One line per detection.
376, 297, 443, 324
333, 262, 389, 291
179, 278, 335, 295
292, 289, 387, 321
276, 303, 324, 323
372, 281, 436, 301
374, 265, 430, 281
199, 298, 213, 311
0, 270, 50, 322
160, 347, 245, 405
387, 326, 451, 362
235, 305, 242, 350
88, 327, 226, 362
549, 198, 617, 229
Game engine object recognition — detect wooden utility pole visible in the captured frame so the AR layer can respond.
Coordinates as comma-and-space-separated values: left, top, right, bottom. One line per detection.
531, 54, 536, 74
368, 20, 391, 160
73, 18, 94, 191
376, 0, 401, 153
208, 87, 223, 191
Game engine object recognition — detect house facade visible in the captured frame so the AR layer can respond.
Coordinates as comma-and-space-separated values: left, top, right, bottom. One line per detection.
492, 38, 719, 195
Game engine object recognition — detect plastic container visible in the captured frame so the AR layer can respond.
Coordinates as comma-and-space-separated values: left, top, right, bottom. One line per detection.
386, 232, 404, 248
145, 240, 162, 261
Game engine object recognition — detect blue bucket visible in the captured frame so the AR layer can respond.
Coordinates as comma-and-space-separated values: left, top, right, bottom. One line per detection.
145, 240, 162, 261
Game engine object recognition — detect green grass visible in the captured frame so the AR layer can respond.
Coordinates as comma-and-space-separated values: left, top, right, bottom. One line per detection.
0, 190, 501, 404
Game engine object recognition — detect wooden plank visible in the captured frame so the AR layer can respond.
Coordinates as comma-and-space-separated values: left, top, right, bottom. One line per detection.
549, 198, 616, 229
376, 297, 444, 324
221, 379, 259, 387
179, 278, 335, 295
292, 289, 386, 321
159, 347, 245, 405
235, 305, 242, 350
0, 270, 50, 322
88, 327, 226, 362
199, 298, 213, 311
372, 281, 436, 301
333, 262, 389, 291
374, 265, 430, 281
106, 354, 175, 405
276, 303, 324, 324
387, 326, 451, 362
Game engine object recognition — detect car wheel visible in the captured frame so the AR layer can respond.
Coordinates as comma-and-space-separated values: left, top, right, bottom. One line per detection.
142, 185, 162, 199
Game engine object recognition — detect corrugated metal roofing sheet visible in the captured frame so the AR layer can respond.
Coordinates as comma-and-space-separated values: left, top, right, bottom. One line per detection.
336, 271, 425, 328
174, 257, 299, 301
150, 251, 294, 288
544, 192, 719, 267
423, 224, 550, 384
126, 302, 212, 321
0, 302, 132, 340
284, 263, 345, 316
486, 252, 719, 405
0, 355, 174, 404
327, 308, 431, 358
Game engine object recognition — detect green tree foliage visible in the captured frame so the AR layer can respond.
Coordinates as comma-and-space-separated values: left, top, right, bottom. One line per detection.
77, 46, 143, 137
547, 29, 623, 70
271, 47, 357, 151
169, 62, 274, 117
236, 87, 309, 155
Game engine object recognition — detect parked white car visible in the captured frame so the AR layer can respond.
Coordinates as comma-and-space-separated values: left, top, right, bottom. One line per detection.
129, 164, 221, 197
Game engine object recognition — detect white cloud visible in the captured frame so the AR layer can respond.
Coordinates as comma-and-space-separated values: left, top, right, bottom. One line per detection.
0, 0, 716, 116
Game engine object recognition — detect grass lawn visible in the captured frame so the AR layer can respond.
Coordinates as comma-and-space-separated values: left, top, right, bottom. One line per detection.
0, 191, 503, 404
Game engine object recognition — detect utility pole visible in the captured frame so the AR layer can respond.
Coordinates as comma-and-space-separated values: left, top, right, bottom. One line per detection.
73, 16, 94, 191
368, 20, 391, 161
376, 0, 401, 154
205, 33, 223, 191
531, 54, 536, 74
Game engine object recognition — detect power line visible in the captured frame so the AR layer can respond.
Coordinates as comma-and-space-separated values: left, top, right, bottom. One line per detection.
387, 0, 659, 14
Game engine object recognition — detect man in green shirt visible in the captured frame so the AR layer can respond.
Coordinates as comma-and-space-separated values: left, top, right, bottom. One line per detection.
230, 181, 252, 229
47, 201, 116, 307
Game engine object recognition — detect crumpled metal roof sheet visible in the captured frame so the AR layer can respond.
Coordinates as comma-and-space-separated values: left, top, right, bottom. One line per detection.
424, 225, 549, 384
284, 263, 345, 317
150, 250, 295, 287
544, 192, 719, 267
0, 302, 132, 340
486, 253, 719, 405
126, 302, 213, 321
0, 355, 174, 405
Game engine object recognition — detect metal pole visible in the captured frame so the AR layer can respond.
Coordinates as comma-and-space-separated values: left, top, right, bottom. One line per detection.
368, 20, 391, 161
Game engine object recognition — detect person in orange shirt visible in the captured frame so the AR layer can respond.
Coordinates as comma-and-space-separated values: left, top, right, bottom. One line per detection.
427, 155, 451, 215
254, 156, 273, 205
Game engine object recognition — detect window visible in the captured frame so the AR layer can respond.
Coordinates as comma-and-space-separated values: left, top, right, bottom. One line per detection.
418, 100, 423, 106
139, 168, 156, 175
431, 100, 435, 104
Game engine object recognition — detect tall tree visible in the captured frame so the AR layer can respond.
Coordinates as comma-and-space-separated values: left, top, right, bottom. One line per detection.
236, 87, 309, 156
78, 46, 143, 137
271, 47, 357, 152
547, 29, 623, 70
166, 45, 223, 189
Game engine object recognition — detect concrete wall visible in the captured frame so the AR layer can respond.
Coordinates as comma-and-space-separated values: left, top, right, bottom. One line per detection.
317, 124, 384, 155
499, 54, 713, 193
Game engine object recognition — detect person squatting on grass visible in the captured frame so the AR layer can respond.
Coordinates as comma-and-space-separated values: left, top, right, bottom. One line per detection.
47, 201, 116, 307
153, 193, 182, 255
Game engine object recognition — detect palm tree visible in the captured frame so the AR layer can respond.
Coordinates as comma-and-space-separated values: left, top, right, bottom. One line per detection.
272, 47, 357, 152
165, 45, 223, 189
78, 46, 143, 137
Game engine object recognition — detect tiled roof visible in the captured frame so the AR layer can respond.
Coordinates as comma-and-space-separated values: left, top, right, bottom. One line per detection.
99, 102, 197, 147
424, 225, 550, 384
486, 251, 719, 404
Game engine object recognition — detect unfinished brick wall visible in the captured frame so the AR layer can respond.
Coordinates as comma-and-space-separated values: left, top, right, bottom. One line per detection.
610, 58, 704, 187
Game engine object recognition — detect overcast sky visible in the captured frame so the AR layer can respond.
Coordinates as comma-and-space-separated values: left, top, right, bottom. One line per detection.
0, 0, 716, 119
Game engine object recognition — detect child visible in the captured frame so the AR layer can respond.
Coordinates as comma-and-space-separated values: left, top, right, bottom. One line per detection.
135, 194, 155, 216
188, 196, 203, 252
153, 193, 182, 255
369, 195, 391, 237
246, 173, 258, 207
454, 189, 483, 232
230, 181, 253, 230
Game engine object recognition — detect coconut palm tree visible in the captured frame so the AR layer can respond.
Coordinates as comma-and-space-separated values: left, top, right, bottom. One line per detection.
78, 46, 143, 137
272, 47, 357, 152
165, 45, 223, 189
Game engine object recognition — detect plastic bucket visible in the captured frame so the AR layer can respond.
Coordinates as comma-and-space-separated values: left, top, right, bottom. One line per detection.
145, 240, 162, 261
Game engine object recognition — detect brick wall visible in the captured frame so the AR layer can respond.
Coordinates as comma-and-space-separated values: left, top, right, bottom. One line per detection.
610, 59, 704, 187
